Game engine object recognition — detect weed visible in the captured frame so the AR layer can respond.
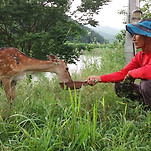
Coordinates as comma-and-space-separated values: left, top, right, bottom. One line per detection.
0, 44, 150, 151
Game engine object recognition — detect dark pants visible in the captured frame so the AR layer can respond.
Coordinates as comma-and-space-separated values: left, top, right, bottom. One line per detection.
114, 80, 151, 108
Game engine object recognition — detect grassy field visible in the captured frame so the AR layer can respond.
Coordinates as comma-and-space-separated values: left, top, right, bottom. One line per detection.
0, 44, 151, 151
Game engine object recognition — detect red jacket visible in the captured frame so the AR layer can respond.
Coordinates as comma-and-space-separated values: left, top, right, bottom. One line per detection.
100, 51, 151, 83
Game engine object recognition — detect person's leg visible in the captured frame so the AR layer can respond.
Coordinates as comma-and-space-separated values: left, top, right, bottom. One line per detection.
114, 82, 143, 102
140, 80, 151, 107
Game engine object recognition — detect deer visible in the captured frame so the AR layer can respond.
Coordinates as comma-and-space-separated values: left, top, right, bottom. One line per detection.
0, 48, 72, 106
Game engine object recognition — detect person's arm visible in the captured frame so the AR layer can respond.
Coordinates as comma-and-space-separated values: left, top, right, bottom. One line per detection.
86, 52, 141, 85
129, 63, 151, 80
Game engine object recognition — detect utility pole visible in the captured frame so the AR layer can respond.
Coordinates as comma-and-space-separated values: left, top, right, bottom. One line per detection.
125, 0, 141, 65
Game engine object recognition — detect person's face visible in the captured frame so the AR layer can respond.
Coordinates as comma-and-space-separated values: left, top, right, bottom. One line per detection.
132, 34, 146, 49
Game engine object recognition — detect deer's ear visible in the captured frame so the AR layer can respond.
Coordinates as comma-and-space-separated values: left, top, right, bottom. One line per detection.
47, 55, 59, 63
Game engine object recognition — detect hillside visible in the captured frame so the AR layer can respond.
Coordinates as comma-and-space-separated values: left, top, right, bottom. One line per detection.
69, 24, 121, 44
80, 26, 108, 44
70, 25, 108, 44
87, 25, 121, 42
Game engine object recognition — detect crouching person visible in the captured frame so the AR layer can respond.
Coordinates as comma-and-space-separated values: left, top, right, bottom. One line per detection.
86, 19, 151, 108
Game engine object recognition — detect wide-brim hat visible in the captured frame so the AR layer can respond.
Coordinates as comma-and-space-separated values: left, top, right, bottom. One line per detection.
126, 19, 151, 37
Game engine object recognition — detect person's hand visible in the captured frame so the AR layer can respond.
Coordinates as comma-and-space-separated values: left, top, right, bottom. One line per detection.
124, 72, 135, 83
86, 76, 101, 86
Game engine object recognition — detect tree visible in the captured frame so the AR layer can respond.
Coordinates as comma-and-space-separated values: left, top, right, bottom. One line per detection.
68, 0, 110, 26
0, 0, 109, 63
140, 0, 151, 18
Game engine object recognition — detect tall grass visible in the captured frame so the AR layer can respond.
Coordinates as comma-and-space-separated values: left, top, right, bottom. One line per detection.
0, 44, 151, 151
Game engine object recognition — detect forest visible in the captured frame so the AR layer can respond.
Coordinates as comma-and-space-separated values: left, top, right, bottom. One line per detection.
0, 0, 109, 63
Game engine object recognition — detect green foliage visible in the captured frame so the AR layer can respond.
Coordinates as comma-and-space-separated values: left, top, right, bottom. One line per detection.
113, 29, 126, 46
76, 0, 110, 26
72, 26, 108, 44
0, 44, 151, 150
0, 0, 109, 63
67, 43, 102, 52
141, 0, 151, 18
0, 0, 84, 62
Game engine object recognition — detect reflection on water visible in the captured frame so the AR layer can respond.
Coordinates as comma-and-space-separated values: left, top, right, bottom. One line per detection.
68, 55, 101, 74
32, 55, 101, 82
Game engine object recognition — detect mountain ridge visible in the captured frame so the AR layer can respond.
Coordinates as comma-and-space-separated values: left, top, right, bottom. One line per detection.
87, 25, 121, 42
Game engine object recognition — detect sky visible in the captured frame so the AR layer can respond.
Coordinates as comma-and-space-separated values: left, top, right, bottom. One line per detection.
95, 0, 128, 29
71, 0, 128, 30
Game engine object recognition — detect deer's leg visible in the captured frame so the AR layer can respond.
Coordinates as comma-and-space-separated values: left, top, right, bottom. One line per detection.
11, 81, 17, 101
2, 78, 12, 106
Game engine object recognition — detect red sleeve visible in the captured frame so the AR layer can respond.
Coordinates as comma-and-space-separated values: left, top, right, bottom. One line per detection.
100, 52, 141, 83
100, 71, 127, 83
129, 64, 151, 80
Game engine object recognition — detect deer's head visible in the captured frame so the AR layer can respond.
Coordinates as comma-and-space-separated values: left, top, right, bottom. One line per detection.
47, 55, 72, 82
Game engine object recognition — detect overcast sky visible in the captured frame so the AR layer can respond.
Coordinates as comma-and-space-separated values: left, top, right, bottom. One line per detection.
71, 0, 128, 30
95, 0, 128, 29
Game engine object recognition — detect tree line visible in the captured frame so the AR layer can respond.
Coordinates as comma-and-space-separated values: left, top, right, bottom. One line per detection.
0, 0, 109, 63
